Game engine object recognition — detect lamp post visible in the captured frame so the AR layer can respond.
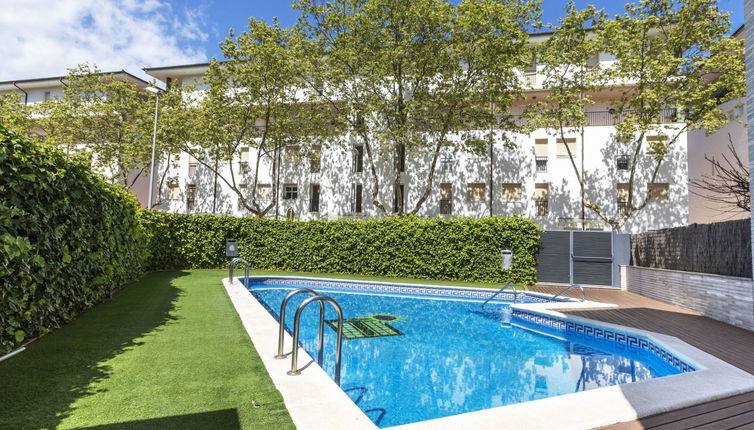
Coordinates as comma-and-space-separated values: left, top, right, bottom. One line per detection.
145, 86, 162, 209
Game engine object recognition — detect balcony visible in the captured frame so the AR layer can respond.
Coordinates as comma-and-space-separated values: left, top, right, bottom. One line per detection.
508, 108, 681, 128
536, 157, 548, 173
439, 199, 452, 215
534, 198, 548, 217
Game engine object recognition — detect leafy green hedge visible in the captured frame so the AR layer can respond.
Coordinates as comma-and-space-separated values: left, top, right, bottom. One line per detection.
139, 211, 540, 285
0, 126, 147, 354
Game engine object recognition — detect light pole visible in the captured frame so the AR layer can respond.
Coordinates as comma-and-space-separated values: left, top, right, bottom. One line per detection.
145, 86, 162, 209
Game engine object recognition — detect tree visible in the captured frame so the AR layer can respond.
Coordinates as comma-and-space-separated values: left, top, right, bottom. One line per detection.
0, 94, 35, 136
528, 0, 744, 230
295, 0, 539, 215
35, 65, 164, 190
690, 133, 750, 214
173, 19, 318, 217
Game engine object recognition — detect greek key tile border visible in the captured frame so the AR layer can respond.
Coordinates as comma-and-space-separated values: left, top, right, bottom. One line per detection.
246, 277, 559, 304
511, 309, 696, 373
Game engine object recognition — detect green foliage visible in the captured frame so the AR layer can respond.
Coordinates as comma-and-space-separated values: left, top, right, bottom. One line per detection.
0, 125, 147, 354
139, 211, 540, 285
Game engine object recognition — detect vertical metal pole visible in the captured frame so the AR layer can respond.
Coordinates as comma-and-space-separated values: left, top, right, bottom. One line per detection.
147, 94, 160, 209
745, 0, 754, 277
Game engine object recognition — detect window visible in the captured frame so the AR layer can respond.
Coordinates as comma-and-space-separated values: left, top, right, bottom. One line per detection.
616, 154, 630, 171
617, 183, 630, 216
186, 184, 197, 211
352, 183, 363, 214
467, 183, 486, 202
535, 139, 548, 172
284, 145, 300, 162
43, 91, 51, 101
310, 146, 321, 173
283, 184, 298, 200
238, 184, 248, 210
309, 184, 320, 212
188, 155, 198, 176
240, 147, 250, 173
286, 208, 295, 220
649, 183, 670, 202
440, 153, 454, 173
167, 177, 180, 200
353, 145, 364, 173
524, 59, 537, 85
393, 184, 405, 213
397, 144, 406, 173
439, 183, 452, 215
502, 183, 522, 202
586, 52, 600, 68
534, 183, 548, 217
646, 135, 668, 156
556, 138, 577, 159
257, 184, 272, 201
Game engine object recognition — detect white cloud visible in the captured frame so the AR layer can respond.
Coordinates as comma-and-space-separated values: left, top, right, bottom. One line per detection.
0, 0, 209, 82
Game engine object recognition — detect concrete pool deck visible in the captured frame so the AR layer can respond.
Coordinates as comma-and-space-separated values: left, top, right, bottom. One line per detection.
224, 277, 754, 430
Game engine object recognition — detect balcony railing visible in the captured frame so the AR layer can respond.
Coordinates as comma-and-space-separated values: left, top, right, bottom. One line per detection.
536, 157, 548, 173
617, 199, 630, 217
440, 199, 452, 215
616, 155, 630, 171
535, 198, 548, 217
508, 108, 681, 128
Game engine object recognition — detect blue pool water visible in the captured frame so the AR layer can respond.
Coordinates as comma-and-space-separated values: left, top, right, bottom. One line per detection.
248, 280, 686, 428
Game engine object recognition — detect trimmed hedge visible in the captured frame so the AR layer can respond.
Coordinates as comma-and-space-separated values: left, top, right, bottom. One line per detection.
139, 211, 540, 285
0, 126, 147, 354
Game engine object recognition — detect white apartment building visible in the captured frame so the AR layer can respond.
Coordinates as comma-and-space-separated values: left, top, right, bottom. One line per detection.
1, 53, 691, 234
142, 59, 688, 234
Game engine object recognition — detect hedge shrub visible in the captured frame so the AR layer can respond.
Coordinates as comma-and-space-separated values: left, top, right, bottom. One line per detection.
139, 211, 540, 285
0, 126, 147, 354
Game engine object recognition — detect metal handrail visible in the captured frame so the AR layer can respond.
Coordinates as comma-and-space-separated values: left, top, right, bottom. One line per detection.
287, 295, 344, 385
229, 258, 250, 287
274, 289, 325, 360
481, 284, 520, 308
550, 284, 586, 302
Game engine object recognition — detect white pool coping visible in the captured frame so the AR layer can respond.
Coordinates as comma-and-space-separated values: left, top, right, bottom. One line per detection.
223, 276, 754, 430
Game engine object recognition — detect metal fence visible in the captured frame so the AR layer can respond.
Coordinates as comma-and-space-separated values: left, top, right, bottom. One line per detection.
631, 219, 752, 278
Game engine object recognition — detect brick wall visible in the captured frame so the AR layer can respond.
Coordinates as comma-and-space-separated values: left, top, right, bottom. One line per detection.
623, 265, 754, 332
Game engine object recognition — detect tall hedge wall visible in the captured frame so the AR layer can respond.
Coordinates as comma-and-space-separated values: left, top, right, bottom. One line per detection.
139, 211, 540, 285
0, 126, 147, 354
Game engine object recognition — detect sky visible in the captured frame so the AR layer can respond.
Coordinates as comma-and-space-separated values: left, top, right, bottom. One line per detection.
0, 0, 745, 82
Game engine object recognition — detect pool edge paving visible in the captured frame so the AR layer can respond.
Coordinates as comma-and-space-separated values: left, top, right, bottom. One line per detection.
223, 276, 754, 430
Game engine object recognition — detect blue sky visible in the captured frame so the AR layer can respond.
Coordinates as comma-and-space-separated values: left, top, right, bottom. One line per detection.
183, 0, 745, 61
0, 1, 745, 82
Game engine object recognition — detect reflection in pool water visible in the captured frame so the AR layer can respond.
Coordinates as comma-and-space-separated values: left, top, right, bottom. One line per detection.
249, 284, 681, 428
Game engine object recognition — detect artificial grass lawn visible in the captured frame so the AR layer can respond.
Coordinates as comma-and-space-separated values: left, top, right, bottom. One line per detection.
0, 270, 294, 430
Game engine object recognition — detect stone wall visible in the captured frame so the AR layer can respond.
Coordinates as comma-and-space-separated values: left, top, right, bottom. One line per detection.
623, 265, 754, 332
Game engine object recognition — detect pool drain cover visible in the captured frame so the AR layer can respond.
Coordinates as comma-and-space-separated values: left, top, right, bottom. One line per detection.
325, 318, 403, 339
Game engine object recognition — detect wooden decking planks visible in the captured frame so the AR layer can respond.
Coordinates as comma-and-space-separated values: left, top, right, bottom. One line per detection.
527, 285, 754, 429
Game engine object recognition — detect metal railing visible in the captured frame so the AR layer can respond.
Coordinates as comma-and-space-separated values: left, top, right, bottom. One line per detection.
550, 284, 585, 302
616, 155, 630, 170
481, 285, 520, 309
535, 198, 549, 217
617, 200, 631, 217
508, 108, 681, 128
287, 295, 344, 385
439, 199, 452, 215
535, 157, 548, 173
229, 258, 250, 287
274, 289, 325, 360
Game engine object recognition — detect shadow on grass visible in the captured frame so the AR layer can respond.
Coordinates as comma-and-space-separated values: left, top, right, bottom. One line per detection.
79, 408, 240, 430
0, 271, 189, 430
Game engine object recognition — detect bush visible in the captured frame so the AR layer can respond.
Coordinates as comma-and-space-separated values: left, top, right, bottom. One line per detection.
0, 126, 147, 354
139, 211, 540, 285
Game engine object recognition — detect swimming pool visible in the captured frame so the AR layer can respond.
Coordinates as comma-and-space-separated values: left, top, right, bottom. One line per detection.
245, 277, 696, 428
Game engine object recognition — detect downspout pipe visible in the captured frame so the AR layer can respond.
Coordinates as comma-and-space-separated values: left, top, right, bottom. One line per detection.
12, 82, 28, 104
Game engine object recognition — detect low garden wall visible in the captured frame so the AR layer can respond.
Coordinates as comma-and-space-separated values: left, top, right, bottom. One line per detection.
623, 265, 754, 331
138, 211, 540, 286
0, 126, 148, 354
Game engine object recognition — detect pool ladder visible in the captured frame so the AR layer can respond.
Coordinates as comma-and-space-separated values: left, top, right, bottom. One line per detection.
550, 284, 586, 302
274, 289, 344, 385
481, 284, 520, 309
229, 257, 250, 286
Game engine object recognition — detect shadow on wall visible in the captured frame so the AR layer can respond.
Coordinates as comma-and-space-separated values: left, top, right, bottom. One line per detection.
0, 271, 188, 430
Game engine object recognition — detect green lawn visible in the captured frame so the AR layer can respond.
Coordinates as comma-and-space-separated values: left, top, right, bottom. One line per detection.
0, 269, 510, 430
0, 270, 294, 430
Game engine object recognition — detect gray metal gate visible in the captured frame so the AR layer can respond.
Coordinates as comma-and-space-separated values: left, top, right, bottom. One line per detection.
536, 230, 630, 288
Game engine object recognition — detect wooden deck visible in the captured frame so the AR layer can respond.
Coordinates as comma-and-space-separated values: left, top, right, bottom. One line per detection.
527, 285, 754, 430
